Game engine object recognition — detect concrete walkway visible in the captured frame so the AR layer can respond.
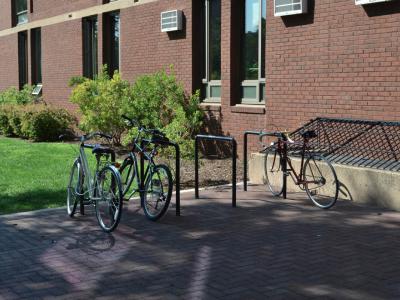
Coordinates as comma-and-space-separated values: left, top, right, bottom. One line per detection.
1, 185, 400, 299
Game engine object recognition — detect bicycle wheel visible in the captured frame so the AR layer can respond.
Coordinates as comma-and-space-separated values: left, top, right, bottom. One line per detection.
304, 154, 338, 209
67, 159, 83, 217
95, 165, 124, 232
119, 156, 136, 197
142, 164, 172, 221
264, 146, 284, 196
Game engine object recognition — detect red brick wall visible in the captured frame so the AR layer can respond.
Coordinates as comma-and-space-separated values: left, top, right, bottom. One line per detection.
0, 34, 19, 91
0, 1, 12, 30
120, 0, 193, 91
30, 0, 102, 21
265, 0, 400, 131
41, 20, 83, 111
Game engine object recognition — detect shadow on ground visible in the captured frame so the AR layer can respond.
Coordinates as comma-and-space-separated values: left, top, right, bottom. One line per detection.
1, 186, 400, 299
0, 189, 65, 215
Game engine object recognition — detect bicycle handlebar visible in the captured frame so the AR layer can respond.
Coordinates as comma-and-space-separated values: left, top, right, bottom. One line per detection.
121, 115, 165, 137
258, 131, 286, 142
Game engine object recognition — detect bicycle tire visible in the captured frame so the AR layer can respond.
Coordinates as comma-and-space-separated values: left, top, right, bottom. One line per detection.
67, 159, 83, 217
119, 156, 136, 197
304, 154, 338, 209
142, 164, 172, 221
95, 165, 124, 232
264, 146, 284, 196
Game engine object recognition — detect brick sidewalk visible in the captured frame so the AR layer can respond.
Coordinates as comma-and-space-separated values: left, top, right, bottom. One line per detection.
1, 185, 400, 299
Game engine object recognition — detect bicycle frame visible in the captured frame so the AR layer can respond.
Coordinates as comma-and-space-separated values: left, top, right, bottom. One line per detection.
275, 138, 317, 187
124, 141, 158, 199
76, 143, 111, 201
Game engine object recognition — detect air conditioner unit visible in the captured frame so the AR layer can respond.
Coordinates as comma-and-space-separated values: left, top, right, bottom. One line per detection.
355, 0, 393, 5
274, 0, 308, 17
161, 10, 182, 32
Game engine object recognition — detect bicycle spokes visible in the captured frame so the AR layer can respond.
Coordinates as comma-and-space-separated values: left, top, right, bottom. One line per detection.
304, 155, 338, 209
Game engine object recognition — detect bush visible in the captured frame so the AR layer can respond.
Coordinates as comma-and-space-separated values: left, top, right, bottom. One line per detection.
21, 107, 76, 141
69, 66, 203, 157
123, 67, 203, 157
0, 104, 76, 141
0, 105, 14, 136
0, 85, 35, 105
69, 68, 130, 145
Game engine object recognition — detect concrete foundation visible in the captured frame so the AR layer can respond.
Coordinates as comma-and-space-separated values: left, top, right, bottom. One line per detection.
249, 152, 400, 211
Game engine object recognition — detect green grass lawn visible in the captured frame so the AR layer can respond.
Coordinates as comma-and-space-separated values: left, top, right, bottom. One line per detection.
0, 137, 80, 214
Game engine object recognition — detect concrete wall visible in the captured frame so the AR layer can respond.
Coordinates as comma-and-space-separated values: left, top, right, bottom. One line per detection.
249, 152, 400, 211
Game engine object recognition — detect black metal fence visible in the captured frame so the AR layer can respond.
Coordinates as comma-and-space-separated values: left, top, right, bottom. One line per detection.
289, 117, 400, 171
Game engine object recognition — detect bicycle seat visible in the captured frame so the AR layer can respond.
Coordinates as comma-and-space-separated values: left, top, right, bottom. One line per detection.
151, 133, 170, 145
92, 144, 115, 155
301, 130, 318, 139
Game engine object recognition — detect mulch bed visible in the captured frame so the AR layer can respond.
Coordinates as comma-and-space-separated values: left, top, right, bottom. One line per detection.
158, 157, 245, 190
114, 148, 244, 189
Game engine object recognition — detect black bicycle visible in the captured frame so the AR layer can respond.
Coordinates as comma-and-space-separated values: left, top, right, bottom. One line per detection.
119, 115, 173, 221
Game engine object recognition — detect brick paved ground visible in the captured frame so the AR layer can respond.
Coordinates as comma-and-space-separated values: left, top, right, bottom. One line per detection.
1, 185, 400, 299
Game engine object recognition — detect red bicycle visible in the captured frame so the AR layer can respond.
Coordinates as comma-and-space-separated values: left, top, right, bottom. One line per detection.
261, 130, 339, 209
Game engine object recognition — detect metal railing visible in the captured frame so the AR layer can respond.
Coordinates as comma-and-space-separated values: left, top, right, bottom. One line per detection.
289, 117, 400, 171
195, 135, 237, 207
243, 130, 289, 199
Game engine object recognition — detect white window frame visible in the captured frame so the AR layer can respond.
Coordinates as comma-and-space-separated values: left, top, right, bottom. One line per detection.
202, 0, 221, 103
241, 0, 266, 105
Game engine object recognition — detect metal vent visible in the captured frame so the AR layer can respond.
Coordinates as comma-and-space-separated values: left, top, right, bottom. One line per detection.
161, 10, 182, 32
274, 0, 308, 17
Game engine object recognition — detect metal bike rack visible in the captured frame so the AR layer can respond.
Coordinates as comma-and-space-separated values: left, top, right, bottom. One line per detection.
243, 130, 263, 192
140, 140, 181, 216
243, 130, 288, 199
194, 135, 237, 207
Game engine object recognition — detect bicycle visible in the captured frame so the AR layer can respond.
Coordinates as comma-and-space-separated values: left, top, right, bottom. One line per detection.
261, 130, 339, 209
119, 115, 173, 221
66, 132, 123, 232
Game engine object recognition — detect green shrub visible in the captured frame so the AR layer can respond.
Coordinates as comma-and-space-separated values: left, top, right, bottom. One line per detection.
69, 66, 203, 157
21, 107, 76, 141
0, 104, 76, 141
0, 85, 35, 105
123, 67, 203, 157
0, 105, 14, 136
69, 68, 130, 144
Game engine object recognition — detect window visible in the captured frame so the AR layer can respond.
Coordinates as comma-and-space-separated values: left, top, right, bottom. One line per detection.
18, 31, 28, 90
103, 11, 120, 76
82, 16, 98, 79
31, 28, 42, 85
202, 0, 221, 102
13, 0, 28, 26
241, 0, 266, 104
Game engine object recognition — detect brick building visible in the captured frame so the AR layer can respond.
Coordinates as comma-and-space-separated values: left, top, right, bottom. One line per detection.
0, 0, 399, 152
